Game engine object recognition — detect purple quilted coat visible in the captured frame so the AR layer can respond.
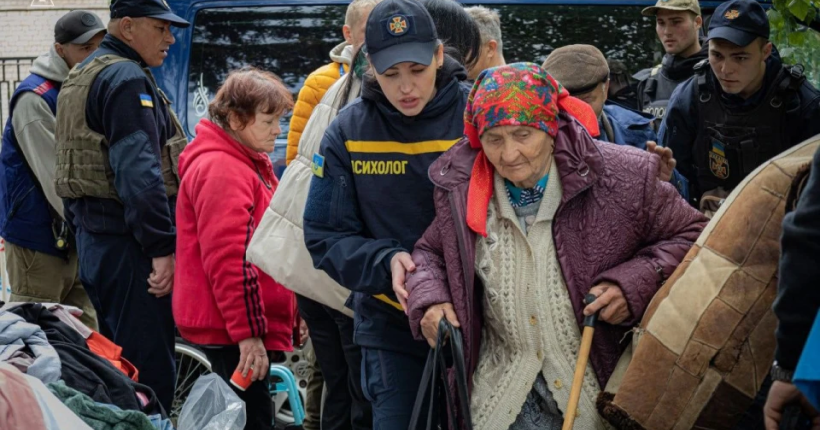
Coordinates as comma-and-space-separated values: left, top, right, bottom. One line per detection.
405, 114, 707, 395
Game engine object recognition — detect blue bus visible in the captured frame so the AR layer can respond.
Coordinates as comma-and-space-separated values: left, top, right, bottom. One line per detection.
155, 0, 776, 179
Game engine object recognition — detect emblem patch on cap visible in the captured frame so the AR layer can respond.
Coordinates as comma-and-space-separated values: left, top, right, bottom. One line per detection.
725, 10, 740, 20
387, 14, 409, 36
81, 13, 97, 26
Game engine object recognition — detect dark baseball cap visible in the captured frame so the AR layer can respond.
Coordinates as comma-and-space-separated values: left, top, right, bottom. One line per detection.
55, 10, 106, 45
363, 0, 439, 74
707, 0, 770, 47
110, 0, 190, 28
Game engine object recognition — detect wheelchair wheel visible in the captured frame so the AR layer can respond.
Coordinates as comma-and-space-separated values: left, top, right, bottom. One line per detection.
172, 338, 213, 423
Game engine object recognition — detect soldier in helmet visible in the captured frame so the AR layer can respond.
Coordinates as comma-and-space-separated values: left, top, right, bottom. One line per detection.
658, 0, 820, 212
54, 0, 190, 411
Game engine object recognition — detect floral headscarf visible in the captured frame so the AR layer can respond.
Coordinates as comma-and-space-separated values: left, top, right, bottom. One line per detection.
464, 62, 600, 237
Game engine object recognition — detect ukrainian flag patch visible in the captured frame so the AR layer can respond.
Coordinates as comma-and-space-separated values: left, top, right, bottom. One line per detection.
711, 141, 725, 157
139, 93, 154, 108
312, 153, 325, 178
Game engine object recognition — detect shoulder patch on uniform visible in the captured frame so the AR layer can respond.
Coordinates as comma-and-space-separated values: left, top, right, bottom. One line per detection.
33, 81, 54, 96
312, 153, 325, 178
139, 93, 154, 108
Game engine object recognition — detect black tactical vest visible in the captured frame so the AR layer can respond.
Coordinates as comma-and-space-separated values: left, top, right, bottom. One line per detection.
638, 57, 689, 121
691, 60, 804, 201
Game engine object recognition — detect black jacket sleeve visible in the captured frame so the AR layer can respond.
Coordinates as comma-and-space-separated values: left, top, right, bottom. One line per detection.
794, 86, 820, 145
658, 78, 698, 186
774, 147, 820, 370
302, 122, 405, 295
89, 67, 175, 257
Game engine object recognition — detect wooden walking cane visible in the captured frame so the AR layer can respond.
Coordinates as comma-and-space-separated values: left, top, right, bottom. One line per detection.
562, 294, 600, 430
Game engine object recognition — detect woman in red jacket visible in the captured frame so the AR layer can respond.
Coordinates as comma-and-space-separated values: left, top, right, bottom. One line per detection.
173, 68, 296, 430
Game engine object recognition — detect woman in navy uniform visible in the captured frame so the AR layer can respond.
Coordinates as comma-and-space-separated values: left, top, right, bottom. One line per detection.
303, 0, 473, 427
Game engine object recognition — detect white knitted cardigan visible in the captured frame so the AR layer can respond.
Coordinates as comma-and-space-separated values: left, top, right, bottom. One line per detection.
470, 162, 607, 430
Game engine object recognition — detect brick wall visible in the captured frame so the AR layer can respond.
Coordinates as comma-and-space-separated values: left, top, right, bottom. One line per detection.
1, 0, 110, 58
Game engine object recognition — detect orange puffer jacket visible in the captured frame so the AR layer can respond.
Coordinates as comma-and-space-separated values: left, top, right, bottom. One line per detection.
285, 42, 352, 165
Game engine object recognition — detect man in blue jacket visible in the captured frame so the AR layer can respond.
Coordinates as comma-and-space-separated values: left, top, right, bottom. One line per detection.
54, 0, 189, 411
0, 11, 105, 329
658, 0, 820, 211
542, 44, 657, 150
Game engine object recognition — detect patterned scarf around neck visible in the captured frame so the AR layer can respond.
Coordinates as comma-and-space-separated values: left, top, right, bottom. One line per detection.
505, 174, 550, 208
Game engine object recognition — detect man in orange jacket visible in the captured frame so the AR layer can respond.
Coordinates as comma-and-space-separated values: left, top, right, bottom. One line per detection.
285, 0, 380, 165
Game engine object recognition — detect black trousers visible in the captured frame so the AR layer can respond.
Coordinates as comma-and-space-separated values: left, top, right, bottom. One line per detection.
203, 346, 275, 430
297, 295, 372, 430
75, 228, 175, 412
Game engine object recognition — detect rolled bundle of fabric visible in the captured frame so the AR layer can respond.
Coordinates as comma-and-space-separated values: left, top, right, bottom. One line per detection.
597, 134, 820, 430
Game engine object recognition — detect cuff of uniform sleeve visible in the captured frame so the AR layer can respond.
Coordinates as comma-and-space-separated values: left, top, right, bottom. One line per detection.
379, 248, 407, 278
775, 342, 802, 371
145, 237, 176, 259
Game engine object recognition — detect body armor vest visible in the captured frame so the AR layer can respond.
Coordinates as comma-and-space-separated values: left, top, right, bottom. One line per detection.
55, 54, 187, 201
691, 59, 804, 201
639, 62, 687, 121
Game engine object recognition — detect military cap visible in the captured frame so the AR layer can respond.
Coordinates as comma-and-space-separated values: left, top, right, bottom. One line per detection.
110, 0, 190, 27
707, 0, 770, 47
642, 0, 702, 17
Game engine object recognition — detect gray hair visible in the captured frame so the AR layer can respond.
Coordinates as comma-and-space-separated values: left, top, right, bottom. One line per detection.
346, 0, 382, 28
465, 6, 503, 51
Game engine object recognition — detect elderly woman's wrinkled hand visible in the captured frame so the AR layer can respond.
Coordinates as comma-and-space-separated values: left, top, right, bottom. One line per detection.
646, 141, 676, 183
391, 251, 416, 314
421, 303, 460, 348
237, 337, 269, 381
584, 282, 631, 325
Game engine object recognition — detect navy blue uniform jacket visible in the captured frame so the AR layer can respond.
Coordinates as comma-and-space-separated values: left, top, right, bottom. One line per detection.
658, 51, 820, 199
65, 35, 177, 258
304, 58, 469, 355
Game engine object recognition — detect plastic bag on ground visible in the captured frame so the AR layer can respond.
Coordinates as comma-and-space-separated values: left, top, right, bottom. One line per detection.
177, 373, 246, 430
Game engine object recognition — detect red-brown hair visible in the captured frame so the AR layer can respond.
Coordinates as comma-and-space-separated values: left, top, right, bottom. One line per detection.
208, 67, 294, 130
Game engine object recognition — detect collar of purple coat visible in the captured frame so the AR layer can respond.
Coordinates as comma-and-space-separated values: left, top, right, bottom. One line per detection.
428, 112, 606, 206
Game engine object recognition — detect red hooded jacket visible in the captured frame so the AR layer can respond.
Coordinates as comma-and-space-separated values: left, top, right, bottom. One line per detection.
173, 119, 295, 351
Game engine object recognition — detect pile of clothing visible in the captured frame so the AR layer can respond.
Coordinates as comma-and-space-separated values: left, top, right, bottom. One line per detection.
0, 302, 174, 430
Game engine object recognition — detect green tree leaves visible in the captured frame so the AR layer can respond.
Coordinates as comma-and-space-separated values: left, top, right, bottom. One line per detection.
769, 0, 820, 86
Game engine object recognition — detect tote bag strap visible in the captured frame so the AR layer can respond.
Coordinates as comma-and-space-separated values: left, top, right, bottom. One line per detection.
409, 319, 475, 430
409, 336, 442, 430
438, 319, 474, 430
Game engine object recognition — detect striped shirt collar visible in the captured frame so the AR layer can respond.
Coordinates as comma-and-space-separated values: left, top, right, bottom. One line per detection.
505, 173, 550, 208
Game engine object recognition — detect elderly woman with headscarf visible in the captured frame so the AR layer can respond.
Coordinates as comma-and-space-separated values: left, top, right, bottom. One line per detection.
400, 63, 707, 430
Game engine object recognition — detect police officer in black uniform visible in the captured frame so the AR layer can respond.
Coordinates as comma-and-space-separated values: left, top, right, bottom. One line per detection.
635, 0, 707, 122
54, 0, 189, 412
658, 0, 820, 210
